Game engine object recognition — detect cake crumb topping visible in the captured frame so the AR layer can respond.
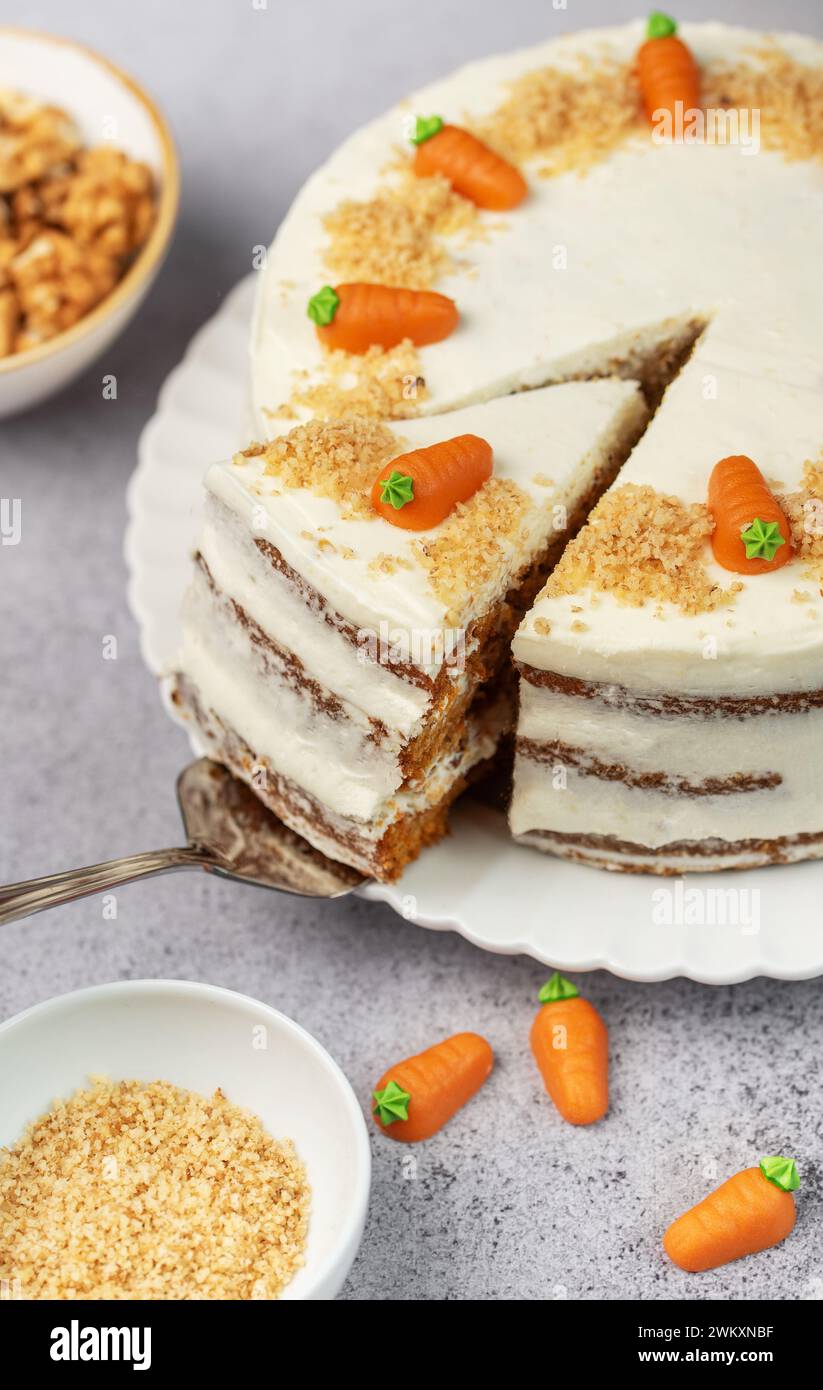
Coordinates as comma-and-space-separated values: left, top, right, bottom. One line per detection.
260, 417, 398, 518
781, 454, 823, 581
369, 551, 414, 576
476, 59, 641, 178
323, 169, 478, 289
703, 45, 823, 164
544, 483, 739, 615
283, 340, 426, 421
414, 478, 530, 608
0, 1076, 309, 1301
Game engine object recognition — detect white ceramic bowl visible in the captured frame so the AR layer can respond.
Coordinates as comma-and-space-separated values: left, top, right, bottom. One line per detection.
0, 979, 371, 1300
0, 27, 179, 417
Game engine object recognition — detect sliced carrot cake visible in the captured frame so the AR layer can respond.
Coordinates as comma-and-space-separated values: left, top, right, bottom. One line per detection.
174, 16, 823, 876
172, 384, 646, 877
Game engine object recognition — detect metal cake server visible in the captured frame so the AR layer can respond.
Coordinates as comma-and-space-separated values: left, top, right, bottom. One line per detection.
0, 759, 366, 925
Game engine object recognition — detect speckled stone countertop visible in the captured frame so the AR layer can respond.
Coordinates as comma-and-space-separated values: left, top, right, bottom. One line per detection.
2, 0, 822, 1301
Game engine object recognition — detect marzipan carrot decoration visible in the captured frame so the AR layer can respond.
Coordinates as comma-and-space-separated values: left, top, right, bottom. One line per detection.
664, 1156, 800, 1272
371, 433, 493, 531
372, 1032, 494, 1142
307, 282, 459, 354
636, 12, 700, 125
530, 973, 608, 1126
708, 454, 793, 575
410, 115, 527, 211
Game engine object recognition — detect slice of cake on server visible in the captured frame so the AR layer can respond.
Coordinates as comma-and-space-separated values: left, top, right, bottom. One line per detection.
172, 380, 646, 879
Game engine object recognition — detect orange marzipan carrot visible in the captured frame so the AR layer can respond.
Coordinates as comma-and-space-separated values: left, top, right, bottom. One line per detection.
308, 282, 459, 354
372, 1031, 494, 1142
637, 14, 700, 124
664, 1158, 799, 1272
708, 454, 793, 575
413, 123, 527, 211
530, 973, 608, 1126
371, 433, 493, 531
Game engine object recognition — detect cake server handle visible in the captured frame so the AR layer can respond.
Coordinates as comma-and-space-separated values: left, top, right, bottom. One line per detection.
0, 846, 214, 926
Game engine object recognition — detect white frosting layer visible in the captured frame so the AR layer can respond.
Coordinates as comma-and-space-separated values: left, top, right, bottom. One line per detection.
511, 748, 823, 850
198, 494, 429, 737
207, 380, 645, 671
180, 570, 402, 819
515, 352, 823, 696
252, 21, 823, 429
512, 682, 823, 847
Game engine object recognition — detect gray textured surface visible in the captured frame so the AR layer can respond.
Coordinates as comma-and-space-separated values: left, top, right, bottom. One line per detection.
2, 0, 822, 1302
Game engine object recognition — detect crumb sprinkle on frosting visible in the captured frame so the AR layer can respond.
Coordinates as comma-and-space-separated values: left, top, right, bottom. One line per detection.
414, 478, 531, 608
283, 339, 427, 421
544, 483, 740, 615
781, 453, 823, 581
323, 169, 478, 289
259, 417, 398, 518
476, 58, 642, 178
702, 44, 823, 164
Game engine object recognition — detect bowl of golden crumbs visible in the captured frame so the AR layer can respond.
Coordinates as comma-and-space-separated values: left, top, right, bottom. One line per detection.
0, 27, 179, 417
0, 980, 371, 1301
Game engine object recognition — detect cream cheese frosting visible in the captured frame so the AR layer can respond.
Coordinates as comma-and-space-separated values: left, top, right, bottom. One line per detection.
252, 21, 823, 430
208, 380, 646, 673
178, 380, 645, 825
514, 352, 823, 696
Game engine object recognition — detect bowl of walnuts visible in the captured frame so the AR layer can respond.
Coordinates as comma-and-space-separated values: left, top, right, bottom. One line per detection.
0, 27, 179, 417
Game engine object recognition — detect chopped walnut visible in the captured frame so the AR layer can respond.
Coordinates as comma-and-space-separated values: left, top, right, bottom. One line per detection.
0, 89, 80, 193
0, 90, 156, 358
42, 147, 155, 258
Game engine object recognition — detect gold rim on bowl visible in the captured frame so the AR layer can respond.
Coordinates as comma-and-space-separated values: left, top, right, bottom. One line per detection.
0, 25, 180, 375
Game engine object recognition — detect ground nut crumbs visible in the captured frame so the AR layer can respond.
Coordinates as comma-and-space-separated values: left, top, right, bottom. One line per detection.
369, 552, 414, 575
545, 483, 740, 615
276, 167, 478, 421
780, 454, 823, 582
282, 339, 427, 421
414, 478, 531, 607
0, 90, 155, 357
702, 46, 823, 163
476, 47, 823, 184
259, 417, 399, 517
475, 59, 642, 178
323, 168, 478, 290
0, 1077, 310, 1301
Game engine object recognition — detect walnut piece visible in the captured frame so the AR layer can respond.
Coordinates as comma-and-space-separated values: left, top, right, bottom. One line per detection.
0, 89, 156, 358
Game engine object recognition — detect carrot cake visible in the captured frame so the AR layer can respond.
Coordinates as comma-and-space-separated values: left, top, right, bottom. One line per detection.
173, 383, 646, 878
174, 17, 823, 876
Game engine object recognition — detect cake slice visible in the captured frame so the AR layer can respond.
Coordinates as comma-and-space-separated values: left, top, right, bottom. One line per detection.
172, 379, 647, 879
510, 342, 823, 872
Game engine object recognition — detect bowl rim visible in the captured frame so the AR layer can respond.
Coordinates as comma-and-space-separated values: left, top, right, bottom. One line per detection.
0, 977, 372, 1300
0, 25, 180, 376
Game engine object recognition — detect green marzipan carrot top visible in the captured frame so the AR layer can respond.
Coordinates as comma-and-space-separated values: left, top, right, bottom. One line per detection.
647, 11, 677, 39
759, 1156, 800, 1192
538, 971, 580, 1003
379, 469, 415, 510
373, 1079, 411, 1125
410, 114, 444, 145
307, 285, 340, 326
